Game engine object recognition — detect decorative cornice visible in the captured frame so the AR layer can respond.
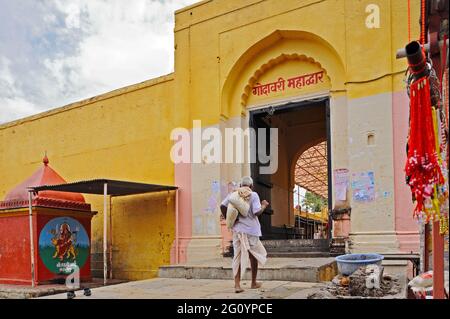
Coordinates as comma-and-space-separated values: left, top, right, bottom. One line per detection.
0, 196, 91, 212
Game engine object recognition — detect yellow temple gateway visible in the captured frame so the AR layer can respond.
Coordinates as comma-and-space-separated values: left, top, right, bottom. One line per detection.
0, 0, 424, 281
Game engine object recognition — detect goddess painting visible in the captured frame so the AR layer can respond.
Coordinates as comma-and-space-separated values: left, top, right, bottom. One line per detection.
50, 223, 77, 261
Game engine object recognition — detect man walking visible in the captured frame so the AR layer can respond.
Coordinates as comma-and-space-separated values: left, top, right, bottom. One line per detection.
220, 176, 269, 293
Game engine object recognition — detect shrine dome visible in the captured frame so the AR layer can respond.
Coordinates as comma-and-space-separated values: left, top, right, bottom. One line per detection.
0, 155, 90, 211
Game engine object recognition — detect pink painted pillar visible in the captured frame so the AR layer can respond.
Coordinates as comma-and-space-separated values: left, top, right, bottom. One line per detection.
220, 219, 233, 254
219, 182, 237, 254
432, 220, 446, 299
332, 213, 351, 238
170, 162, 192, 264
392, 91, 419, 253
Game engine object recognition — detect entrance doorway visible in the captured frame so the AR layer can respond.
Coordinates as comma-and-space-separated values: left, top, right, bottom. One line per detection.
249, 98, 331, 242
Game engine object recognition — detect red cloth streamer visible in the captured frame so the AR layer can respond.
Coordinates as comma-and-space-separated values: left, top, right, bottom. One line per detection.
405, 77, 444, 219
420, 0, 426, 45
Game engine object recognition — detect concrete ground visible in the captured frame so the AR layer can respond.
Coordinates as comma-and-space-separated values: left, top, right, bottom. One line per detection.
39, 278, 326, 299
0, 278, 126, 299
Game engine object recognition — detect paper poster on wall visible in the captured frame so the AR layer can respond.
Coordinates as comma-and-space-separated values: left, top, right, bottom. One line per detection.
205, 180, 220, 213
351, 171, 375, 202
333, 169, 349, 201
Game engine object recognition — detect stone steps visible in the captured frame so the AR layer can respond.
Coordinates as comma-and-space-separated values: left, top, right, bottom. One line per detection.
159, 258, 338, 283
262, 239, 330, 248
264, 247, 330, 252
267, 252, 340, 258
262, 239, 331, 254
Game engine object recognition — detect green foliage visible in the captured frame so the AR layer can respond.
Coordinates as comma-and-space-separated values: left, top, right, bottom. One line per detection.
302, 191, 327, 212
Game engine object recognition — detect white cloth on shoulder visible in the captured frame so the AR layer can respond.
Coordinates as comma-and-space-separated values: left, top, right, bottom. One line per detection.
225, 186, 252, 229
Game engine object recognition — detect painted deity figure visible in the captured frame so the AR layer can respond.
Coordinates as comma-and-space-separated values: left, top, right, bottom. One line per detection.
51, 223, 77, 261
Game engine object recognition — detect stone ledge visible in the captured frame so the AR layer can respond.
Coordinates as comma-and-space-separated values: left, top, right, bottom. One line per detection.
0, 278, 127, 299
159, 258, 337, 283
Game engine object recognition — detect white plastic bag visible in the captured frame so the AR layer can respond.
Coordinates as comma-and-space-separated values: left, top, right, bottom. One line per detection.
408, 271, 433, 288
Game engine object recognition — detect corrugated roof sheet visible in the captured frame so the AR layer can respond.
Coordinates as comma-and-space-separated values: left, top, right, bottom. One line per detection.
30, 179, 178, 196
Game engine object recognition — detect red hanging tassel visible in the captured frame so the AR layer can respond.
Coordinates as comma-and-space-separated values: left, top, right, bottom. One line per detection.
405, 77, 444, 220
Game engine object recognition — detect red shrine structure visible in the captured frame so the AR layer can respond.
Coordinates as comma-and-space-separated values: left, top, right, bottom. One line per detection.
0, 156, 96, 286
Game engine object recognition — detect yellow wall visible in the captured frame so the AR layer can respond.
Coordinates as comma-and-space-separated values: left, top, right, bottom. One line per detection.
0, 0, 423, 274
0, 75, 177, 280
110, 192, 175, 280
173, 0, 420, 123
171, 0, 420, 253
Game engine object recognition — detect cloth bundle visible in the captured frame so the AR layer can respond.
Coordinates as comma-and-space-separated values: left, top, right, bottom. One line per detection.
225, 186, 252, 229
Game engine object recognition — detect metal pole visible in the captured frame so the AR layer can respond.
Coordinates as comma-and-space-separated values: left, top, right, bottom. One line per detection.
287, 166, 291, 227
314, 219, 316, 239
396, 39, 449, 59
326, 101, 333, 241
297, 187, 300, 239
103, 183, 108, 286
306, 204, 309, 239
28, 191, 35, 288
175, 189, 179, 264
109, 195, 112, 280
432, 220, 446, 299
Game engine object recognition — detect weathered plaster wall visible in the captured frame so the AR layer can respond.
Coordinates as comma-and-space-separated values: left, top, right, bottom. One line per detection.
176, 0, 422, 254
0, 76, 177, 280
0, 0, 423, 274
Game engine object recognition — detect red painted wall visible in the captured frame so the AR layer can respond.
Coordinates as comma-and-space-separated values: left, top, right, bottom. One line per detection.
0, 210, 93, 285
0, 214, 32, 285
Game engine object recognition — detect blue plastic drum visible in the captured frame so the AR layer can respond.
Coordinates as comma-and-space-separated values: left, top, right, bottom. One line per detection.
335, 253, 384, 276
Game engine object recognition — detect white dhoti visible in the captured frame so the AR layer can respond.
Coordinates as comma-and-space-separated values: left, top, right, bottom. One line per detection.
232, 232, 267, 279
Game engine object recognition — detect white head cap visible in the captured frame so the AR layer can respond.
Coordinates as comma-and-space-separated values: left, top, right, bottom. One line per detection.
241, 176, 253, 187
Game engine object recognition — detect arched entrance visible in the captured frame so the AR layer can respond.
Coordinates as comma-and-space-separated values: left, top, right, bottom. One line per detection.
293, 140, 329, 240
219, 29, 344, 255
249, 97, 331, 242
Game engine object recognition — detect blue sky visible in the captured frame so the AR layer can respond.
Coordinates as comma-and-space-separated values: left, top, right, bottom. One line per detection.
0, 0, 198, 124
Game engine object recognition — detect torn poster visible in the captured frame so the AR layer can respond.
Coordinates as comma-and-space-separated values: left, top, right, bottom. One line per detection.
333, 168, 349, 201
352, 171, 375, 202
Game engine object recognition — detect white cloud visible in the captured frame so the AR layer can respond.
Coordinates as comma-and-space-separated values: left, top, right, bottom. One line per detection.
0, 0, 198, 124
1, 97, 39, 122
0, 56, 38, 121
63, 3, 82, 29
0, 57, 14, 88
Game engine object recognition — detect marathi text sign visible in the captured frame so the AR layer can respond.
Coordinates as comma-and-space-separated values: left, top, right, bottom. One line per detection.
252, 71, 324, 96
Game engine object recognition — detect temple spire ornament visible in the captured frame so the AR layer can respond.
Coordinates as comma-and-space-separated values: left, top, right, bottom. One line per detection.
43, 151, 49, 166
